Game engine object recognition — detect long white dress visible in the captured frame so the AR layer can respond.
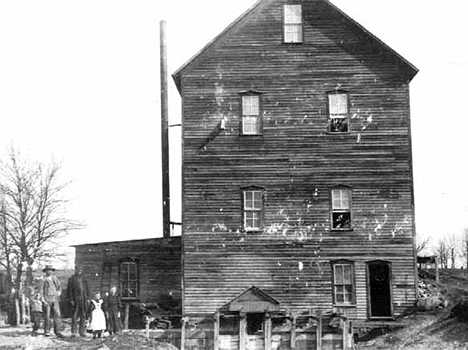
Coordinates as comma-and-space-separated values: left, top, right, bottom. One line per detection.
88, 299, 106, 331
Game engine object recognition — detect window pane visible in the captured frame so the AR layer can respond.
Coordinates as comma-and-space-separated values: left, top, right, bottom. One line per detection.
284, 5, 302, 24
253, 191, 262, 209
242, 95, 259, 116
245, 190, 262, 210
243, 116, 260, 134
329, 94, 348, 115
332, 189, 350, 209
334, 265, 344, 284
245, 212, 260, 229
284, 25, 302, 43
335, 286, 344, 303
343, 265, 352, 284
244, 191, 253, 209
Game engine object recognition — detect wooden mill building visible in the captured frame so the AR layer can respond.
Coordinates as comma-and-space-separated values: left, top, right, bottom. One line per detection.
173, 0, 418, 349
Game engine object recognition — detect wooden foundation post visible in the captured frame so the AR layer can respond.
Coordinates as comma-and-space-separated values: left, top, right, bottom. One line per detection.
124, 303, 129, 330
214, 312, 220, 350
181, 317, 187, 350
239, 312, 247, 350
316, 313, 322, 350
264, 313, 272, 350
290, 315, 296, 349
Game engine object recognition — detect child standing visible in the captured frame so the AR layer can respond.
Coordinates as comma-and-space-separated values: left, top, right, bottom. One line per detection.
30, 292, 43, 336
103, 285, 122, 335
88, 292, 106, 339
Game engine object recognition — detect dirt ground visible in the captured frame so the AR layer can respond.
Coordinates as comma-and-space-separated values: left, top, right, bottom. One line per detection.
356, 269, 468, 350
2, 270, 468, 349
0, 321, 177, 350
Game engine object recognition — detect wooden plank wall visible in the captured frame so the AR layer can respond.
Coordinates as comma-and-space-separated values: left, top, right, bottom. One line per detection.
179, 0, 417, 321
74, 237, 181, 304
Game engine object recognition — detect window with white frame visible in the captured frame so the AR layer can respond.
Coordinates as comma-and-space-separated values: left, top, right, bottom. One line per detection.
331, 188, 352, 229
120, 259, 139, 299
243, 189, 263, 231
328, 92, 349, 133
242, 94, 261, 135
283, 5, 303, 43
332, 262, 354, 305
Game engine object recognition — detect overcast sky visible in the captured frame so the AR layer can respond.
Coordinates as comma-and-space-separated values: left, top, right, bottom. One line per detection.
0, 0, 467, 249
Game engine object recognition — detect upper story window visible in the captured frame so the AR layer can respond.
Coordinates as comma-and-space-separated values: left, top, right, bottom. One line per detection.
120, 258, 139, 299
328, 92, 349, 133
331, 188, 352, 230
241, 93, 262, 135
283, 5, 303, 43
243, 188, 263, 231
332, 261, 355, 305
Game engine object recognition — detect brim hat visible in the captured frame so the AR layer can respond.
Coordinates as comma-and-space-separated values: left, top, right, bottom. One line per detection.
42, 264, 56, 272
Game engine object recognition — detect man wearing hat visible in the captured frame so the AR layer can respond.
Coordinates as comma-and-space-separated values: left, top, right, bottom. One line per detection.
42, 265, 64, 338
67, 265, 90, 337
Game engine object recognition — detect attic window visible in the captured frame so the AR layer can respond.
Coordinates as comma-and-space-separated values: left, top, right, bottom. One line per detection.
283, 5, 303, 43
328, 92, 349, 133
241, 93, 262, 135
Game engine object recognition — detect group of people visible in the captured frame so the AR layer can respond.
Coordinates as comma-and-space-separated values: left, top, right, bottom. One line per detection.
30, 264, 123, 339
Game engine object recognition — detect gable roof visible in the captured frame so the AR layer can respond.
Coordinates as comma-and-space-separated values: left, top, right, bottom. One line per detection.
172, 0, 417, 91
220, 286, 281, 313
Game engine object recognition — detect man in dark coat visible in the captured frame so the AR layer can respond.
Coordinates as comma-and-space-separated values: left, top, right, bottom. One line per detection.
67, 265, 90, 337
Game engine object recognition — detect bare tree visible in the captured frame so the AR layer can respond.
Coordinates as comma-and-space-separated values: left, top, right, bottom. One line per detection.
446, 234, 459, 269
460, 227, 468, 269
0, 147, 81, 291
435, 239, 449, 269
416, 234, 431, 255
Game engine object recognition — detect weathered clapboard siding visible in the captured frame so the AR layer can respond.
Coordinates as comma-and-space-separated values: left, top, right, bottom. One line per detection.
74, 237, 181, 305
174, 0, 418, 324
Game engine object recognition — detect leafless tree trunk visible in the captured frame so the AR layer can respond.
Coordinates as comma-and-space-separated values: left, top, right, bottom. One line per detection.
460, 227, 468, 270
436, 239, 449, 269
446, 234, 459, 269
0, 147, 82, 291
416, 235, 431, 255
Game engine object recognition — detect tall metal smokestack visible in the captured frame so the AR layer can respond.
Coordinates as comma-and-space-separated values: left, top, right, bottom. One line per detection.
160, 20, 170, 238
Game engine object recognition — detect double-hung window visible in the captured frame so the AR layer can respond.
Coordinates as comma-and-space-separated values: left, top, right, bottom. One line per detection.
120, 259, 139, 299
331, 188, 352, 229
283, 5, 303, 43
241, 93, 261, 135
243, 188, 263, 231
328, 92, 349, 133
332, 262, 355, 305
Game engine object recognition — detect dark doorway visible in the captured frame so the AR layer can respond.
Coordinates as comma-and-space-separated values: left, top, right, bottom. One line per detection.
368, 261, 392, 318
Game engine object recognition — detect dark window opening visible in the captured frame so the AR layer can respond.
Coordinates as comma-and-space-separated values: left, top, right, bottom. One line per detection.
332, 212, 351, 229
247, 313, 264, 335
330, 118, 348, 133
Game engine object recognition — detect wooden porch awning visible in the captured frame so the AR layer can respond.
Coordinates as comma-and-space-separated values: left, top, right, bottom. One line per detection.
220, 286, 281, 313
